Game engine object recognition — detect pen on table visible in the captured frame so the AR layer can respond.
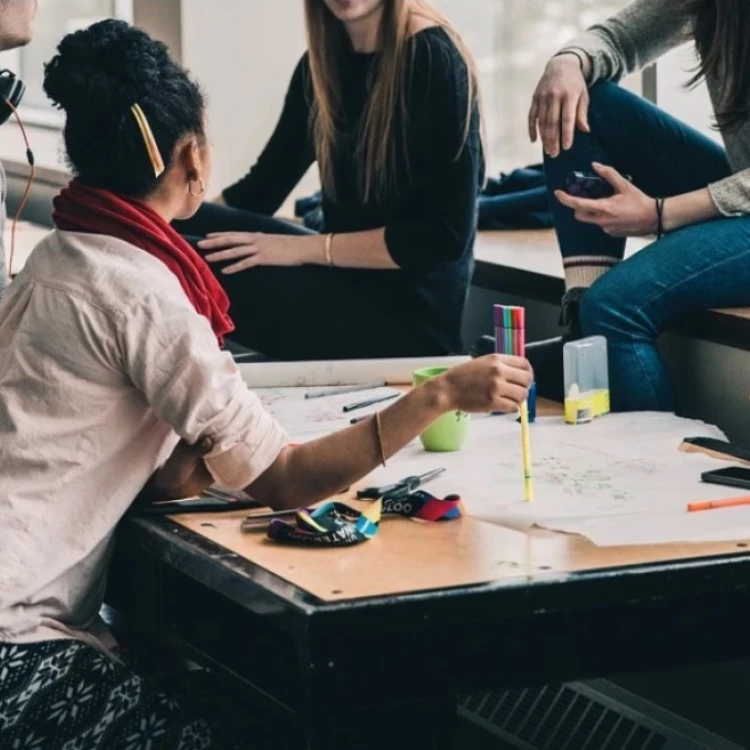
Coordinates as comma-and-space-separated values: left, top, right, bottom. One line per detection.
687, 496, 750, 512
305, 381, 386, 400
343, 392, 399, 414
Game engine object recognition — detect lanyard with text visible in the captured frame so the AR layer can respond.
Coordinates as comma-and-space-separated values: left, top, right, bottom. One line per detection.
259, 491, 463, 547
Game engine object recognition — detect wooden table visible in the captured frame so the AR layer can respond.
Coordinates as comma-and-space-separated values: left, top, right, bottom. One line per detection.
106, 400, 750, 748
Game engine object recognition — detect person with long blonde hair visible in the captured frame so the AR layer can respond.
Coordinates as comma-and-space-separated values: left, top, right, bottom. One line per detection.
176, 0, 484, 360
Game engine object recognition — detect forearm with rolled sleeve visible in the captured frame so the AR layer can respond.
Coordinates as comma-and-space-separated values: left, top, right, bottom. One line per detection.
119, 292, 288, 491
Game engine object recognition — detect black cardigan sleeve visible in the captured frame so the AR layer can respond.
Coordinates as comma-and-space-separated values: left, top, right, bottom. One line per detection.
222, 55, 316, 215
384, 35, 484, 271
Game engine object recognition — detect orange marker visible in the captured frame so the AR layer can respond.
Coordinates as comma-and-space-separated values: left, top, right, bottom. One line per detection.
687, 496, 750, 512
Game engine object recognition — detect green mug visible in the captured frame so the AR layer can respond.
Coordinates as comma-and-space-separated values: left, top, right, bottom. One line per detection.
412, 367, 470, 452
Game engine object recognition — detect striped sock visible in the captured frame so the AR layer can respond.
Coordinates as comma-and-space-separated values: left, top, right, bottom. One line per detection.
563, 256, 619, 290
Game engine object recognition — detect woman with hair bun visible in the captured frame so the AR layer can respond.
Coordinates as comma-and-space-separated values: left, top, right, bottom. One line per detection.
0, 19, 531, 749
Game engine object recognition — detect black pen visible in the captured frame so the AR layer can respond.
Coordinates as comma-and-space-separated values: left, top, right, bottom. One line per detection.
343, 392, 399, 414
350, 414, 373, 425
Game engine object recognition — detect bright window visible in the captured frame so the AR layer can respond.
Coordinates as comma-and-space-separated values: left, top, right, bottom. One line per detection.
466, 0, 632, 172
0, 0, 133, 128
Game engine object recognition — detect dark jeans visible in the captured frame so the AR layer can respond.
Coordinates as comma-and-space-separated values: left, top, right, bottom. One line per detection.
175, 203, 445, 360
543, 82, 750, 412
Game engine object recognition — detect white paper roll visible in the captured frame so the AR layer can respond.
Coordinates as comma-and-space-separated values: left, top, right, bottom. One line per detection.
238, 356, 470, 388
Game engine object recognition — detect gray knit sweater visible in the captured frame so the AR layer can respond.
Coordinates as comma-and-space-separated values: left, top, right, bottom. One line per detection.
561, 0, 750, 216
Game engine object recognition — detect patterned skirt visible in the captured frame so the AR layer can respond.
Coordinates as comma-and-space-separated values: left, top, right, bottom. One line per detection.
0, 639, 213, 749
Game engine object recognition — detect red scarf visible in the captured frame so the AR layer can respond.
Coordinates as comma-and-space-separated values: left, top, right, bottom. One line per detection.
53, 179, 234, 345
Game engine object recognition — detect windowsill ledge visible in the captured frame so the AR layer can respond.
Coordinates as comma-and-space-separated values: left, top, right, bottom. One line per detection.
473, 229, 750, 353
0, 121, 68, 176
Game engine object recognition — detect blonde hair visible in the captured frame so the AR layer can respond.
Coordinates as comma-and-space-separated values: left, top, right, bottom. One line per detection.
303, 0, 483, 203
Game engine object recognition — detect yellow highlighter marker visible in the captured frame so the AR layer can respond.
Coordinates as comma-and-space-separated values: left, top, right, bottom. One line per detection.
520, 400, 533, 502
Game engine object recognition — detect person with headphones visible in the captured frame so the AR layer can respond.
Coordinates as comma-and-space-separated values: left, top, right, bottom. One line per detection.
0, 0, 37, 298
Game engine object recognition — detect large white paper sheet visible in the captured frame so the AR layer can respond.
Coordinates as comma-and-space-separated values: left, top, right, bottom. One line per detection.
353, 412, 749, 547
256, 384, 749, 546
255, 386, 402, 440
239, 356, 469, 388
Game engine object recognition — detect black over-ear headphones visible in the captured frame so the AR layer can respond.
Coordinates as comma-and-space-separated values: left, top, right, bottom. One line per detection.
0, 69, 25, 126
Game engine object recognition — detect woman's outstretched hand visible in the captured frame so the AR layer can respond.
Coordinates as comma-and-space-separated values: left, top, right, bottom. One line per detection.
246, 353, 534, 511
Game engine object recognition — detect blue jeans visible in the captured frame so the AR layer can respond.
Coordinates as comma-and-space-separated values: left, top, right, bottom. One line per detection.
543, 82, 750, 412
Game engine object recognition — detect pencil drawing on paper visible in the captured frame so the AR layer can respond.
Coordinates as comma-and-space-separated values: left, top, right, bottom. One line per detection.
255, 386, 399, 438
536, 456, 630, 501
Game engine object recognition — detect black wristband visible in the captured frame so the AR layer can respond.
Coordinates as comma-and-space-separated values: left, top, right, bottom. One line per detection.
655, 197, 666, 240
554, 50, 585, 72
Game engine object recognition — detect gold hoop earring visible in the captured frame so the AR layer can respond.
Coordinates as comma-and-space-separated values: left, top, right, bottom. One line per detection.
189, 177, 206, 197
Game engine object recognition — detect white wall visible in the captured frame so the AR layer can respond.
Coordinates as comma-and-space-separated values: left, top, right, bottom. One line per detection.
180, 0, 313, 205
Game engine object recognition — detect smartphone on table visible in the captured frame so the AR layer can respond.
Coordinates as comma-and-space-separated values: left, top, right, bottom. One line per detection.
701, 466, 750, 490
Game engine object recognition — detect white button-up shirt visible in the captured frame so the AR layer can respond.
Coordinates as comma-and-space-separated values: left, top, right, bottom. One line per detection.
0, 230, 287, 645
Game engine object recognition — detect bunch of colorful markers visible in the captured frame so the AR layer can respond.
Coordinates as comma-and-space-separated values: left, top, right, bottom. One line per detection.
494, 305, 535, 503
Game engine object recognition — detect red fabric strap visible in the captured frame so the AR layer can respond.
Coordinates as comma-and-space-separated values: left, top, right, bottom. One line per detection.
53, 179, 234, 345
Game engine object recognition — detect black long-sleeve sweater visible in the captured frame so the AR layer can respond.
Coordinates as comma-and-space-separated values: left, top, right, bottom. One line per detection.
223, 27, 484, 353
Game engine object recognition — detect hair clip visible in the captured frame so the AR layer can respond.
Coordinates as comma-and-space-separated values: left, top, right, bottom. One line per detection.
130, 103, 165, 178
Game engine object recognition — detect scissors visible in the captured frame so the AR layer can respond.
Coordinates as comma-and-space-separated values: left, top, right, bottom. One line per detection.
134, 487, 263, 516
356, 468, 446, 500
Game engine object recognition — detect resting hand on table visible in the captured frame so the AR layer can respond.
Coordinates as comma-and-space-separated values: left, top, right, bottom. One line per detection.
199, 232, 321, 274
554, 163, 657, 238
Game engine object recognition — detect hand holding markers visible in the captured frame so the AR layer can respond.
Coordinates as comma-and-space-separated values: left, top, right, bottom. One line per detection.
439, 355, 533, 414
495, 305, 534, 502
331, 359, 533, 421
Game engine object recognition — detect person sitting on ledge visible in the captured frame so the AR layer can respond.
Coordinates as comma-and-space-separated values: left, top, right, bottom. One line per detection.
527, 0, 750, 412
